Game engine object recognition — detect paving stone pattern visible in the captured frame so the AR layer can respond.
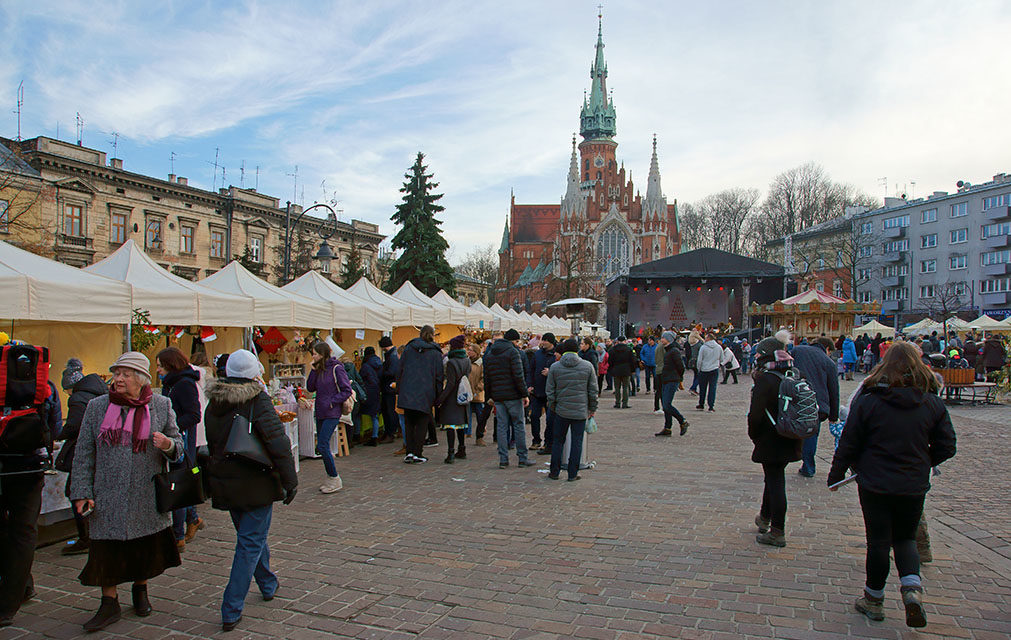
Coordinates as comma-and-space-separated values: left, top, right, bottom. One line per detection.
7, 376, 1011, 639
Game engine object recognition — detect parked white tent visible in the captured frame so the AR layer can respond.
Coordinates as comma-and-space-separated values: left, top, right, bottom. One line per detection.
283, 271, 392, 331
491, 303, 524, 332
470, 300, 503, 330
903, 318, 936, 334
393, 281, 456, 325
0, 239, 132, 323
519, 310, 539, 333
853, 319, 895, 338
84, 240, 255, 326
347, 278, 436, 326
432, 289, 490, 327
969, 314, 1007, 331
200, 261, 331, 328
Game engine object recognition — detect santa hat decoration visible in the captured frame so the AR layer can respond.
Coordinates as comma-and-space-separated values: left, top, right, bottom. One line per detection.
199, 326, 218, 343
143, 325, 160, 335
170, 326, 186, 339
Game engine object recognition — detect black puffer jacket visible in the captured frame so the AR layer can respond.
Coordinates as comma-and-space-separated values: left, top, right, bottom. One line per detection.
162, 367, 202, 434
435, 351, 472, 426
607, 342, 636, 377
396, 338, 445, 412
828, 385, 956, 495
747, 364, 803, 465
483, 339, 528, 402
359, 354, 382, 415
204, 378, 298, 511
55, 374, 108, 473
659, 345, 685, 384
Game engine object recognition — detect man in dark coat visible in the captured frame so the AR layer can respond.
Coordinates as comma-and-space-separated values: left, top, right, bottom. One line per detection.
655, 331, 688, 436
607, 336, 635, 409
378, 336, 401, 445
483, 329, 532, 468
981, 335, 1007, 380
526, 333, 556, 451
358, 347, 383, 446
396, 326, 445, 463
790, 337, 840, 478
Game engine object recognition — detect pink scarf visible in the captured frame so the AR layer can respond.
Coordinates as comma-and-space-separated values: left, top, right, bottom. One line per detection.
97, 386, 153, 452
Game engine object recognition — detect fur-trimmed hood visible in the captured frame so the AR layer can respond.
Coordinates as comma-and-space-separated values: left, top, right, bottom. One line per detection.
206, 378, 263, 407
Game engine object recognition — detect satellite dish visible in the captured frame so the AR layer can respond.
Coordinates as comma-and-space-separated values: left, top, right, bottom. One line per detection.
956, 180, 964, 188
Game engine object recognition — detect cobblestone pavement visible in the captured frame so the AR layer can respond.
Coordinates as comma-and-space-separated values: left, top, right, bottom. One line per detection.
6, 375, 1011, 639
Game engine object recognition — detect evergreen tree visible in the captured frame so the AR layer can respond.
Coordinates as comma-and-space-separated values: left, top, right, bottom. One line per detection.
386, 152, 456, 296
339, 243, 367, 288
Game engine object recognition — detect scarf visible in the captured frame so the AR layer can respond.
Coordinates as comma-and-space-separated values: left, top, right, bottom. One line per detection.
98, 385, 153, 453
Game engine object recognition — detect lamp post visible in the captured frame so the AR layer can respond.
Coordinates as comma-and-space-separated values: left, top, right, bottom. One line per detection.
283, 201, 339, 283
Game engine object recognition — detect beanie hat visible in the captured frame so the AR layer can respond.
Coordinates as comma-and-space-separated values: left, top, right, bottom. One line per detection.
364, 346, 376, 358
226, 349, 264, 380
378, 335, 393, 348
109, 352, 151, 378
504, 328, 521, 341
559, 338, 579, 353
214, 353, 230, 377
62, 358, 85, 390
617, 335, 627, 342
661, 331, 676, 344
541, 332, 556, 346
754, 337, 785, 361
449, 334, 466, 350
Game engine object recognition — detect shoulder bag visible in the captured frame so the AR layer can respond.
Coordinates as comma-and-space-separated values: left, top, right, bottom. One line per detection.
224, 401, 273, 469
333, 364, 355, 416
153, 448, 206, 513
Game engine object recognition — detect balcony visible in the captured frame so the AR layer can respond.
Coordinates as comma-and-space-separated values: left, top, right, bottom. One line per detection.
981, 291, 1010, 306
56, 233, 93, 249
881, 300, 905, 313
984, 234, 1011, 249
983, 205, 1011, 222
983, 262, 1011, 276
54, 233, 96, 267
883, 226, 906, 238
881, 275, 904, 288
883, 250, 907, 263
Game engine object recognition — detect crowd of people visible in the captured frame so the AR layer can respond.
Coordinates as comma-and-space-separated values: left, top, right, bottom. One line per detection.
3, 320, 1007, 632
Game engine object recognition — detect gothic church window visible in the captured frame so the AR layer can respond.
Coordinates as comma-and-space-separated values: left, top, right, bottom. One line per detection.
597, 223, 630, 277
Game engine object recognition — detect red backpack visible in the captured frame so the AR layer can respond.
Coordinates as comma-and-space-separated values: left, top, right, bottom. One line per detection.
0, 344, 53, 455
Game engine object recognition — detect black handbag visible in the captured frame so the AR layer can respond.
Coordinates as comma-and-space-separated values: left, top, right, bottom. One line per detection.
224, 402, 273, 469
153, 449, 206, 513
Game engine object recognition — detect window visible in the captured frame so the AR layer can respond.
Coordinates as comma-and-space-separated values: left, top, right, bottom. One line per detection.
983, 193, 1010, 210
817, 256, 825, 269
883, 214, 909, 229
860, 221, 873, 234
815, 281, 825, 291
953, 282, 968, 296
859, 246, 873, 258
883, 239, 908, 252
920, 285, 935, 299
920, 259, 936, 274
0, 200, 8, 233
921, 233, 937, 248
950, 202, 967, 218
250, 235, 263, 263
950, 228, 968, 244
857, 291, 872, 303
110, 212, 127, 244
833, 280, 844, 298
180, 225, 195, 254
982, 222, 1011, 239
836, 251, 843, 268
981, 250, 1011, 266
950, 254, 968, 270
145, 218, 163, 249
64, 204, 83, 237
210, 229, 225, 258
858, 268, 870, 281
882, 288, 908, 301
597, 223, 630, 277
980, 278, 1011, 293
921, 208, 937, 223
883, 264, 908, 277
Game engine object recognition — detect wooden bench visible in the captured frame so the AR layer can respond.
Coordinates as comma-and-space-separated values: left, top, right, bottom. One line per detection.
938, 368, 999, 405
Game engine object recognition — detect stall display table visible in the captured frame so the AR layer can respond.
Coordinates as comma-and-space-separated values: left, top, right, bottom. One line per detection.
274, 403, 302, 472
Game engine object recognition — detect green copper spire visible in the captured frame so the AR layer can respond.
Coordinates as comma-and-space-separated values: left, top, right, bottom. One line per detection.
579, 11, 616, 141
499, 218, 510, 254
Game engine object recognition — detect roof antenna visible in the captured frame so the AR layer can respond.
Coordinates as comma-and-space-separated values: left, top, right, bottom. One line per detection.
240, 160, 246, 188
207, 147, 221, 190
75, 112, 84, 146
14, 81, 24, 141
286, 165, 299, 203
170, 151, 176, 174
108, 131, 120, 158
255, 165, 260, 191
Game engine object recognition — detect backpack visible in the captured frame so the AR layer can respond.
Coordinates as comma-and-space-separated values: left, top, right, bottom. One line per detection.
457, 373, 473, 406
763, 368, 820, 440
0, 344, 53, 455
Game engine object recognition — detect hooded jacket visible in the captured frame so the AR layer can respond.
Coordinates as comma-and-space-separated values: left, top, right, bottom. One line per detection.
696, 340, 723, 373
203, 378, 298, 511
527, 345, 556, 398
828, 385, 956, 495
639, 342, 657, 367
55, 373, 109, 473
307, 357, 353, 420
396, 337, 445, 412
790, 344, 840, 422
483, 339, 528, 402
747, 363, 803, 464
659, 343, 685, 384
981, 336, 1006, 369
162, 367, 202, 434
358, 354, 383, 415
546, 352, 598, 420
607, 342, 635, 377
435, 350, 472, 425
842, 337, 857, 364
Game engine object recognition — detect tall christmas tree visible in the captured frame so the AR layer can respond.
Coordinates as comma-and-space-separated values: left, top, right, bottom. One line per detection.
386, 152, 456, 296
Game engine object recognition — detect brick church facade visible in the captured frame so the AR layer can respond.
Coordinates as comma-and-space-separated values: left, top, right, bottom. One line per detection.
497, 17, 681, 313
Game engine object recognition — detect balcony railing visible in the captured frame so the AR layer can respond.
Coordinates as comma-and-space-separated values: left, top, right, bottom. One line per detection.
883, 226, 906, 239
57, 234, 93, 249
881, 275, 904, 288
883, 250, 907, 263
983, 262, 1011, 276
984, 234, 1011, 249
982, 205, 1011, 222
981, 291, 1010, 306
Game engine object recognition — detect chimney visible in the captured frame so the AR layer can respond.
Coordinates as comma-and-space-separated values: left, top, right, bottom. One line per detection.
110, 158, 123, 170
168, 174, 176, 183
932, 191, 947, 198
177, 176, 188, 186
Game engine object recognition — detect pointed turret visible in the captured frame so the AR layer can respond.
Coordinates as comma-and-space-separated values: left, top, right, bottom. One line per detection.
579, 11, 617, 141
642, 135, 667, 221
560, 135, 586, 221
499, 219, 510, 254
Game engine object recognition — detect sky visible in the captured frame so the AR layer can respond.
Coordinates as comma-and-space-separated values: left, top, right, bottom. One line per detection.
3, 0, 1010, 260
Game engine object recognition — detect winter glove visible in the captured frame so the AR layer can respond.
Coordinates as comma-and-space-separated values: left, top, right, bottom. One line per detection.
282, 487, 297, 505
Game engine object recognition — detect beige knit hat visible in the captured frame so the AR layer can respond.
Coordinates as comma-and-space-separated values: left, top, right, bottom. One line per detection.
109, 351, 151, 377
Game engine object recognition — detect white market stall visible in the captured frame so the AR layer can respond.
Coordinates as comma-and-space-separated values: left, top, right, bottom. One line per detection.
347, 278, 437, 345
432, 289, 491, 328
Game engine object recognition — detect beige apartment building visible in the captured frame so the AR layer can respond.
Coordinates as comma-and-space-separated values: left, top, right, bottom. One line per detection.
0, 136, 384, 283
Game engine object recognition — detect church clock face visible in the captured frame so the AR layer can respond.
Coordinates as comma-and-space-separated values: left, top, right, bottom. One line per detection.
593, 154, 605, 168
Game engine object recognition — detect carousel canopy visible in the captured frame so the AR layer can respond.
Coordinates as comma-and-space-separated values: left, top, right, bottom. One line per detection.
780, 289, 849, 305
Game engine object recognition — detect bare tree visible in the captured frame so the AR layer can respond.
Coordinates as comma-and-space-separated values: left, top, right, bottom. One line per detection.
550, 216, 601, 301
455, 243, 499, 304
676, 202, 710, 252
922, 282, 966, 337
785, 216, 876, 299
0, 140, 50, 254
695, 188, 761, 256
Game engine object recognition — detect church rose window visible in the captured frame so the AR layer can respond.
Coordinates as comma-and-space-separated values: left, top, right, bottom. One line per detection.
598, 223, 629, 277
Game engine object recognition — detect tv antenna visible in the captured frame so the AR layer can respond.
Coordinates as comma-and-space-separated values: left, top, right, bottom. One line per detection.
14, 81, 23, 141
170, 151, 176, 174
75, 112, 84, 145
207, 147, 221, 190
240, 160, 246, 188
255, 165, 260, 191
108, 131, 120, 158
286, 165, 299, 203
909, 180, 916, 200
877, 176, 887, 198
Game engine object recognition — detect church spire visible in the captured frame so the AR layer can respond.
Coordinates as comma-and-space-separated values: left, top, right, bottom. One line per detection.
561, 135, 587, 220
499, 218, 510, 254
579, 8, 616, 141
643, 134, 667, 221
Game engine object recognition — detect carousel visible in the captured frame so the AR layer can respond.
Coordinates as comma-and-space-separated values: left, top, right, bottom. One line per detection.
750, 289, 880, 341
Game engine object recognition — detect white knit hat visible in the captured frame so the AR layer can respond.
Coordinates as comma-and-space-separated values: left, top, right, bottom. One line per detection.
226, 349, 264, 379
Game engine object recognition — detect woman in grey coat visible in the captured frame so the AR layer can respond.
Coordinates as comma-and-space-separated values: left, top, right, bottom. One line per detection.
70, 352, 183, 632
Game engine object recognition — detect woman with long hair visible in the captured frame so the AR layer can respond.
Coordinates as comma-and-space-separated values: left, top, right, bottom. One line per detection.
828, 342, 956, 628
306, 342, 352, 493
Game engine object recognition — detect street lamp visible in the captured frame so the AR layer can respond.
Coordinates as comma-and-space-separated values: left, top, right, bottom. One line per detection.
283, 201, 338, 283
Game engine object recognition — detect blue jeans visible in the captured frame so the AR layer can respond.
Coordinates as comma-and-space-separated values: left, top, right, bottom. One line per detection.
632, 368, 640, 392
221, 505, 277, 624
495, 399, 527, 464
528, 395, 554, 445
316, 418, 340, 478
172, 429, 199, 540
696, 370, 718, 409
643, 366, 655, 391
549, 416, 585, 479
661, 382, 685, 428
367, 413, 381, 438
800, 422, 822, 475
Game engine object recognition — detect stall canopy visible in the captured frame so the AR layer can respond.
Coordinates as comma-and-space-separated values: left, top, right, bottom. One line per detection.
200, 262, 332, 328
0, 239, 132, 323
347, 277, 435, 327
392, 281, 456, 325
84, 240, 255, 327
852, 319, 895, 338
490, 303, 524, 332
470, 300, 503, 330
283, 271, 392, 331
432, 290, 490, 327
